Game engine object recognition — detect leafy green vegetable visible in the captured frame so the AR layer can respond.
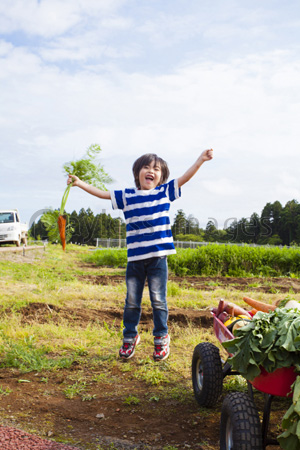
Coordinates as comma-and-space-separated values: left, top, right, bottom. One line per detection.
222, 308, 300, 450
41, 144, 113, 246
278, 376, 300, 450
60, 143, 113, 216
63, 144, 112, 189
223, 308, 300, 379
41, 209, 74, 244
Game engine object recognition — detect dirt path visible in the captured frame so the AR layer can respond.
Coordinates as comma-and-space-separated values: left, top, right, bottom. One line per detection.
80, 272, 300, 293
0, 245, 45, 253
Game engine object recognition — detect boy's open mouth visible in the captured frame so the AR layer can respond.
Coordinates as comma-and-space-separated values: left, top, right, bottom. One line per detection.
146, 175, 154, 181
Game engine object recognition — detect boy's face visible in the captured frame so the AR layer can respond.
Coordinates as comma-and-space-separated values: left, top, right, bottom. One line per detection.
138, 160, 162, 190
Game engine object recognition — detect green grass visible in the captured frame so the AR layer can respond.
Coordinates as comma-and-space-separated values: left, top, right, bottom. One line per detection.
63, 378, 88, 399
0, 385, 12, 396
83, 248, 127, 268
81, 244, 300, 277
168, 244, 300, 277
0, 245, 299, 397
123, 394, 140, 405
0, 334, 74, 373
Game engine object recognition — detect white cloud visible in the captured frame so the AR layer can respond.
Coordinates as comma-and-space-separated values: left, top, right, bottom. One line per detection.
138, 14, 202, 47
1, 0, 300, 226
0, 0, 127, 37
0, 40, 14, 56
0, 1, 79, 37
202, 178, 241, 196
275, 173, 300, 201
39, 31, 137, 63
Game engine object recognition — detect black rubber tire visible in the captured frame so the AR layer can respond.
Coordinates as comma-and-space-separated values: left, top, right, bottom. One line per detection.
192, 342, 223, 408
220, 392, 263, 450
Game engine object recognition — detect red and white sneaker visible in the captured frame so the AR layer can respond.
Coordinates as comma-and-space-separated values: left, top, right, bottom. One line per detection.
153, 334, 170, 361
119, 334, 140, 360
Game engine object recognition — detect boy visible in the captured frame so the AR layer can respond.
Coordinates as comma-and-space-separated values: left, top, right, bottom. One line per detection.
68, 149, 213, 361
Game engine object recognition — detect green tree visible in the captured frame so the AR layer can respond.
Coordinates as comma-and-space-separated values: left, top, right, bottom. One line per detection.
172, 210, 187, 238
247, 213, 261, 243
29, 216, 48, 241
280, 200, 300, 245
224, 219, 238, 242
186, 214, 201, 235
76, 208, 95, 244
260, 201, 282, 243
69, 210, 80, 243
236, 214, 261, 244
204, 220, 219, 242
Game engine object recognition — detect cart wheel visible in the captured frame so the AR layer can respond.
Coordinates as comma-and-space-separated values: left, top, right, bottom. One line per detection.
192, 342, 223, 408
220, 392, 262, 450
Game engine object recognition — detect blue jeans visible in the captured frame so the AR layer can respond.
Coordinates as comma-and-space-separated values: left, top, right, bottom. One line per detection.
123, 256, 168, 338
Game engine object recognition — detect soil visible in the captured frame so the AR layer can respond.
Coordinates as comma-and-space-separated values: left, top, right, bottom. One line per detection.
0, 252, 297, 448
79, 272, 300, 293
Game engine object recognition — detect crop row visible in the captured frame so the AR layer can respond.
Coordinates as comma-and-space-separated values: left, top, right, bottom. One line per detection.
85, 244, 300, 277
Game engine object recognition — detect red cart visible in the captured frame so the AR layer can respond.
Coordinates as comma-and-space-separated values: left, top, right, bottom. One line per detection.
192, 313, 297, 450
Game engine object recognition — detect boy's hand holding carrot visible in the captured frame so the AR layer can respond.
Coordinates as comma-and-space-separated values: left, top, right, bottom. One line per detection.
67, 174, 80, 186
67, 174, 111, 199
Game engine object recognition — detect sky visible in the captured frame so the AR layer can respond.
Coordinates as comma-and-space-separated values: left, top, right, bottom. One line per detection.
1, 0, 300, 231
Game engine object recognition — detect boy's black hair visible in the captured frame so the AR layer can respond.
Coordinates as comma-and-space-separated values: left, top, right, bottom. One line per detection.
132, 153, 170, 189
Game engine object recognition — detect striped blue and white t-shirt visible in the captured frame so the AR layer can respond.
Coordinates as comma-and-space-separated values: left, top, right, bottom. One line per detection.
110, 179, 181, 262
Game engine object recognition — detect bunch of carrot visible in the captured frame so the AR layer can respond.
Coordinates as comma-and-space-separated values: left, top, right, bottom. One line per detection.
56, 144, 112, 251
213, 296, 279, 324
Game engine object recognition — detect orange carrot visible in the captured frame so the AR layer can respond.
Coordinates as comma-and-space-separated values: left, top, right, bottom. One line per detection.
243, 296, 276, 312
224, 302, 252, 318
57, 215, 67, 251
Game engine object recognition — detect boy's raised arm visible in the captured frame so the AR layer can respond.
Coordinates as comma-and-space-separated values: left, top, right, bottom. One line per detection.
68, 175, 111, 200
177, 149, 213, 188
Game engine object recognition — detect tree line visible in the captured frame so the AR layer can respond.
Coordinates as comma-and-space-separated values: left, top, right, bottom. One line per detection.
172, 199, 300, 246
30, 208, 126, 245
30, 198, 300, 246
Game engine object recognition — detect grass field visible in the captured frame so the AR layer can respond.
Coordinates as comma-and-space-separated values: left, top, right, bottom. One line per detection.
0, 244, 298, 449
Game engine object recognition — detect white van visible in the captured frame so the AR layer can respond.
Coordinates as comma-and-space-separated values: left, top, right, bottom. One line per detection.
0, 210, 28, 246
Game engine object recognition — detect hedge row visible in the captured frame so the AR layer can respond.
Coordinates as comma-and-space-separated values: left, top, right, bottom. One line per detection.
168, 244, 300, 277
84, 244, 300, 277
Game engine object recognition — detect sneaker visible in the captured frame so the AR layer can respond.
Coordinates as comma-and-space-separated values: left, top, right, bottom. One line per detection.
119, 334, 140, 360
153, 334, 170, 361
